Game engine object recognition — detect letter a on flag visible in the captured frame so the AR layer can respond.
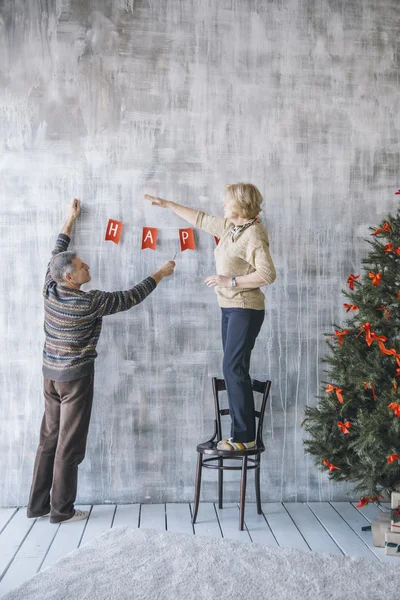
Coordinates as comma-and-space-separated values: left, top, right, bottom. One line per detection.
105, 219, 123, 244
179, 228, 195, 251
141, 227, 158, 250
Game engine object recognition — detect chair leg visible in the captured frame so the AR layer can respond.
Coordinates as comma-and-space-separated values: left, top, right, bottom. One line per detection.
255, 460, 262, 515
192, 453, 203, 524
218, 457, 223, 509
239, 456, 248, 531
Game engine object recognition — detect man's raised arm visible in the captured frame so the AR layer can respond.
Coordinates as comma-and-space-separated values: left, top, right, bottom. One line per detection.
44, 199, 81, 291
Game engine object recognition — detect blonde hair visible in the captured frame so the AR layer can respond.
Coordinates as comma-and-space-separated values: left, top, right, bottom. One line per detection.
225, 183, 263, 219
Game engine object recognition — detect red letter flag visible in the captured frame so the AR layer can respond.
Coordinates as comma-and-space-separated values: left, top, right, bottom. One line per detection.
179, 228, 195, 251
141, 227, 158, 250
105, 219, 123, 244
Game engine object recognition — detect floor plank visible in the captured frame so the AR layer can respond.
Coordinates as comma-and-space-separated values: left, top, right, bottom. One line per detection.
40, 505, 91, 571
140, 504, 166, 531
284, 503, 343, 555
332, 502, 399, 564
113, 504, 140, 529
79, 505, 115, 547
3, 501, 398, 600
166, 504, 193, 535
307, 502, 378, 560
0, 509, 17, 535
351, 501, 389, 523
191, 503, 222, 538
243, 504, 278, 547
262, 503, 310, 551
0, 517, 59, 596
215, 504, 251, 542
0, 509, 35, 581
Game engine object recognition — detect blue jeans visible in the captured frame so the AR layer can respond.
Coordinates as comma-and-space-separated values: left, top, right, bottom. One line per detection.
221, 308, 265, 442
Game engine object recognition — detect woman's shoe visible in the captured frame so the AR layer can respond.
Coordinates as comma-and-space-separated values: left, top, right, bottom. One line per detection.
216, 438, 256, 451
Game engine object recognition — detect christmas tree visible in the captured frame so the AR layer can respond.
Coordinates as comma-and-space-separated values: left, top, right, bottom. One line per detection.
303, 202, 400, 506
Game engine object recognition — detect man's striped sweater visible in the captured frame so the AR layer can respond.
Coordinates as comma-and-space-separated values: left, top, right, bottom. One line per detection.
42, 233, 157, 382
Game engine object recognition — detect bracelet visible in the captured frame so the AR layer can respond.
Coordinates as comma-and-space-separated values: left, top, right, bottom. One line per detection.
231, 277, 237, 288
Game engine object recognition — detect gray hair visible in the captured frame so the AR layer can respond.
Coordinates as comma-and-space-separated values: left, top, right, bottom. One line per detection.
50, 251, 77, 284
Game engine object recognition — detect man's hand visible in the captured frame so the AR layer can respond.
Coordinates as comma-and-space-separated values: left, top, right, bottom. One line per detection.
68, 198, 81, 220
61, 199, 81, 236
152, 261, 176, 284
204, 275, 231, 288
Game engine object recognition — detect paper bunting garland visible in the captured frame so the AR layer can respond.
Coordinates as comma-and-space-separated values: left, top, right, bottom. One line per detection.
105, 219, 123, 244
141, 227, 158, 250
179, 228, 195, 251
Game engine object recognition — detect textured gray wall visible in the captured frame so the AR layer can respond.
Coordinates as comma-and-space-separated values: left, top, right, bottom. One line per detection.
1, 0, 399, 506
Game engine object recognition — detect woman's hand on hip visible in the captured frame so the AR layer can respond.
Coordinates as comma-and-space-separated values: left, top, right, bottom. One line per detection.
204, 275, 231, 288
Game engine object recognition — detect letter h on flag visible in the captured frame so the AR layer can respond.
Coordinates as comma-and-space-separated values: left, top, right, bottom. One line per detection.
105, 219, 123, 244
179, 228, 195, 251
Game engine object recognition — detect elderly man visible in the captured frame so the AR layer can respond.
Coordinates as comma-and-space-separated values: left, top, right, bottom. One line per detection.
27, 199, 175, 523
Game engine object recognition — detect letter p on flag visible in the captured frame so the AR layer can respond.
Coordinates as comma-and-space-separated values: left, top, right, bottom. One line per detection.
105, 219, 123, 244
179, 228, 195, 251
141, 227, 158, 250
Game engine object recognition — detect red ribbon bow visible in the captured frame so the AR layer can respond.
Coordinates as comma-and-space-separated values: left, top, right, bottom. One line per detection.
337, 421, 351, 434
356, 496, 383, 508
347, 274, 360, 290
357, 323, 373, 345
327, 384, 344, 404
368, 333, 396, 356
384, 244, 400, 254
376, 306, 391, 321
327, 329, 350, 345
369, 272, 382, 286
343, 303, 358, 313
323, 459, 341, 472
387, 454, 400, 464
389, 402, 400, 417
363, 382, 377, 401
371, 222, 392, 236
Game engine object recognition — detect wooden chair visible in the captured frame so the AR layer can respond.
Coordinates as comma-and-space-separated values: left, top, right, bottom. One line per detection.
192, 377, 272, 530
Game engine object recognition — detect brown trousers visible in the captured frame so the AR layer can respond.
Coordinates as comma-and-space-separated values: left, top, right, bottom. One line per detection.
27, 373, 94, 523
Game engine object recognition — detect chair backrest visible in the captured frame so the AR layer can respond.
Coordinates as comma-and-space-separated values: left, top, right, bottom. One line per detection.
212, 377, 271, 449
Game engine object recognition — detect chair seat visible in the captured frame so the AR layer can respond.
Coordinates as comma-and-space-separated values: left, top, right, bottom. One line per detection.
196, 440, 264, 456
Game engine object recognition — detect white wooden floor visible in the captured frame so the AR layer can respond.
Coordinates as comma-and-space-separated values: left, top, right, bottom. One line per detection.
0, 501, 398, 597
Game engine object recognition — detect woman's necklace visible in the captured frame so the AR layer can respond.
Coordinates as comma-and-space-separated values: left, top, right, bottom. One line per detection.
230, 218, 256, 242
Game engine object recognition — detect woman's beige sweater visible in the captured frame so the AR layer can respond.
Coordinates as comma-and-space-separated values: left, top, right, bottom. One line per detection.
195, 211, 276, 310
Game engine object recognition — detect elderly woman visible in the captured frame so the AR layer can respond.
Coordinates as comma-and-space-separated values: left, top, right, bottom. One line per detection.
144, 183, 276, 450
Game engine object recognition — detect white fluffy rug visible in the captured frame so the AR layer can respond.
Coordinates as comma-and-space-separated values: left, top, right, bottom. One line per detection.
3, 527, 398, 600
